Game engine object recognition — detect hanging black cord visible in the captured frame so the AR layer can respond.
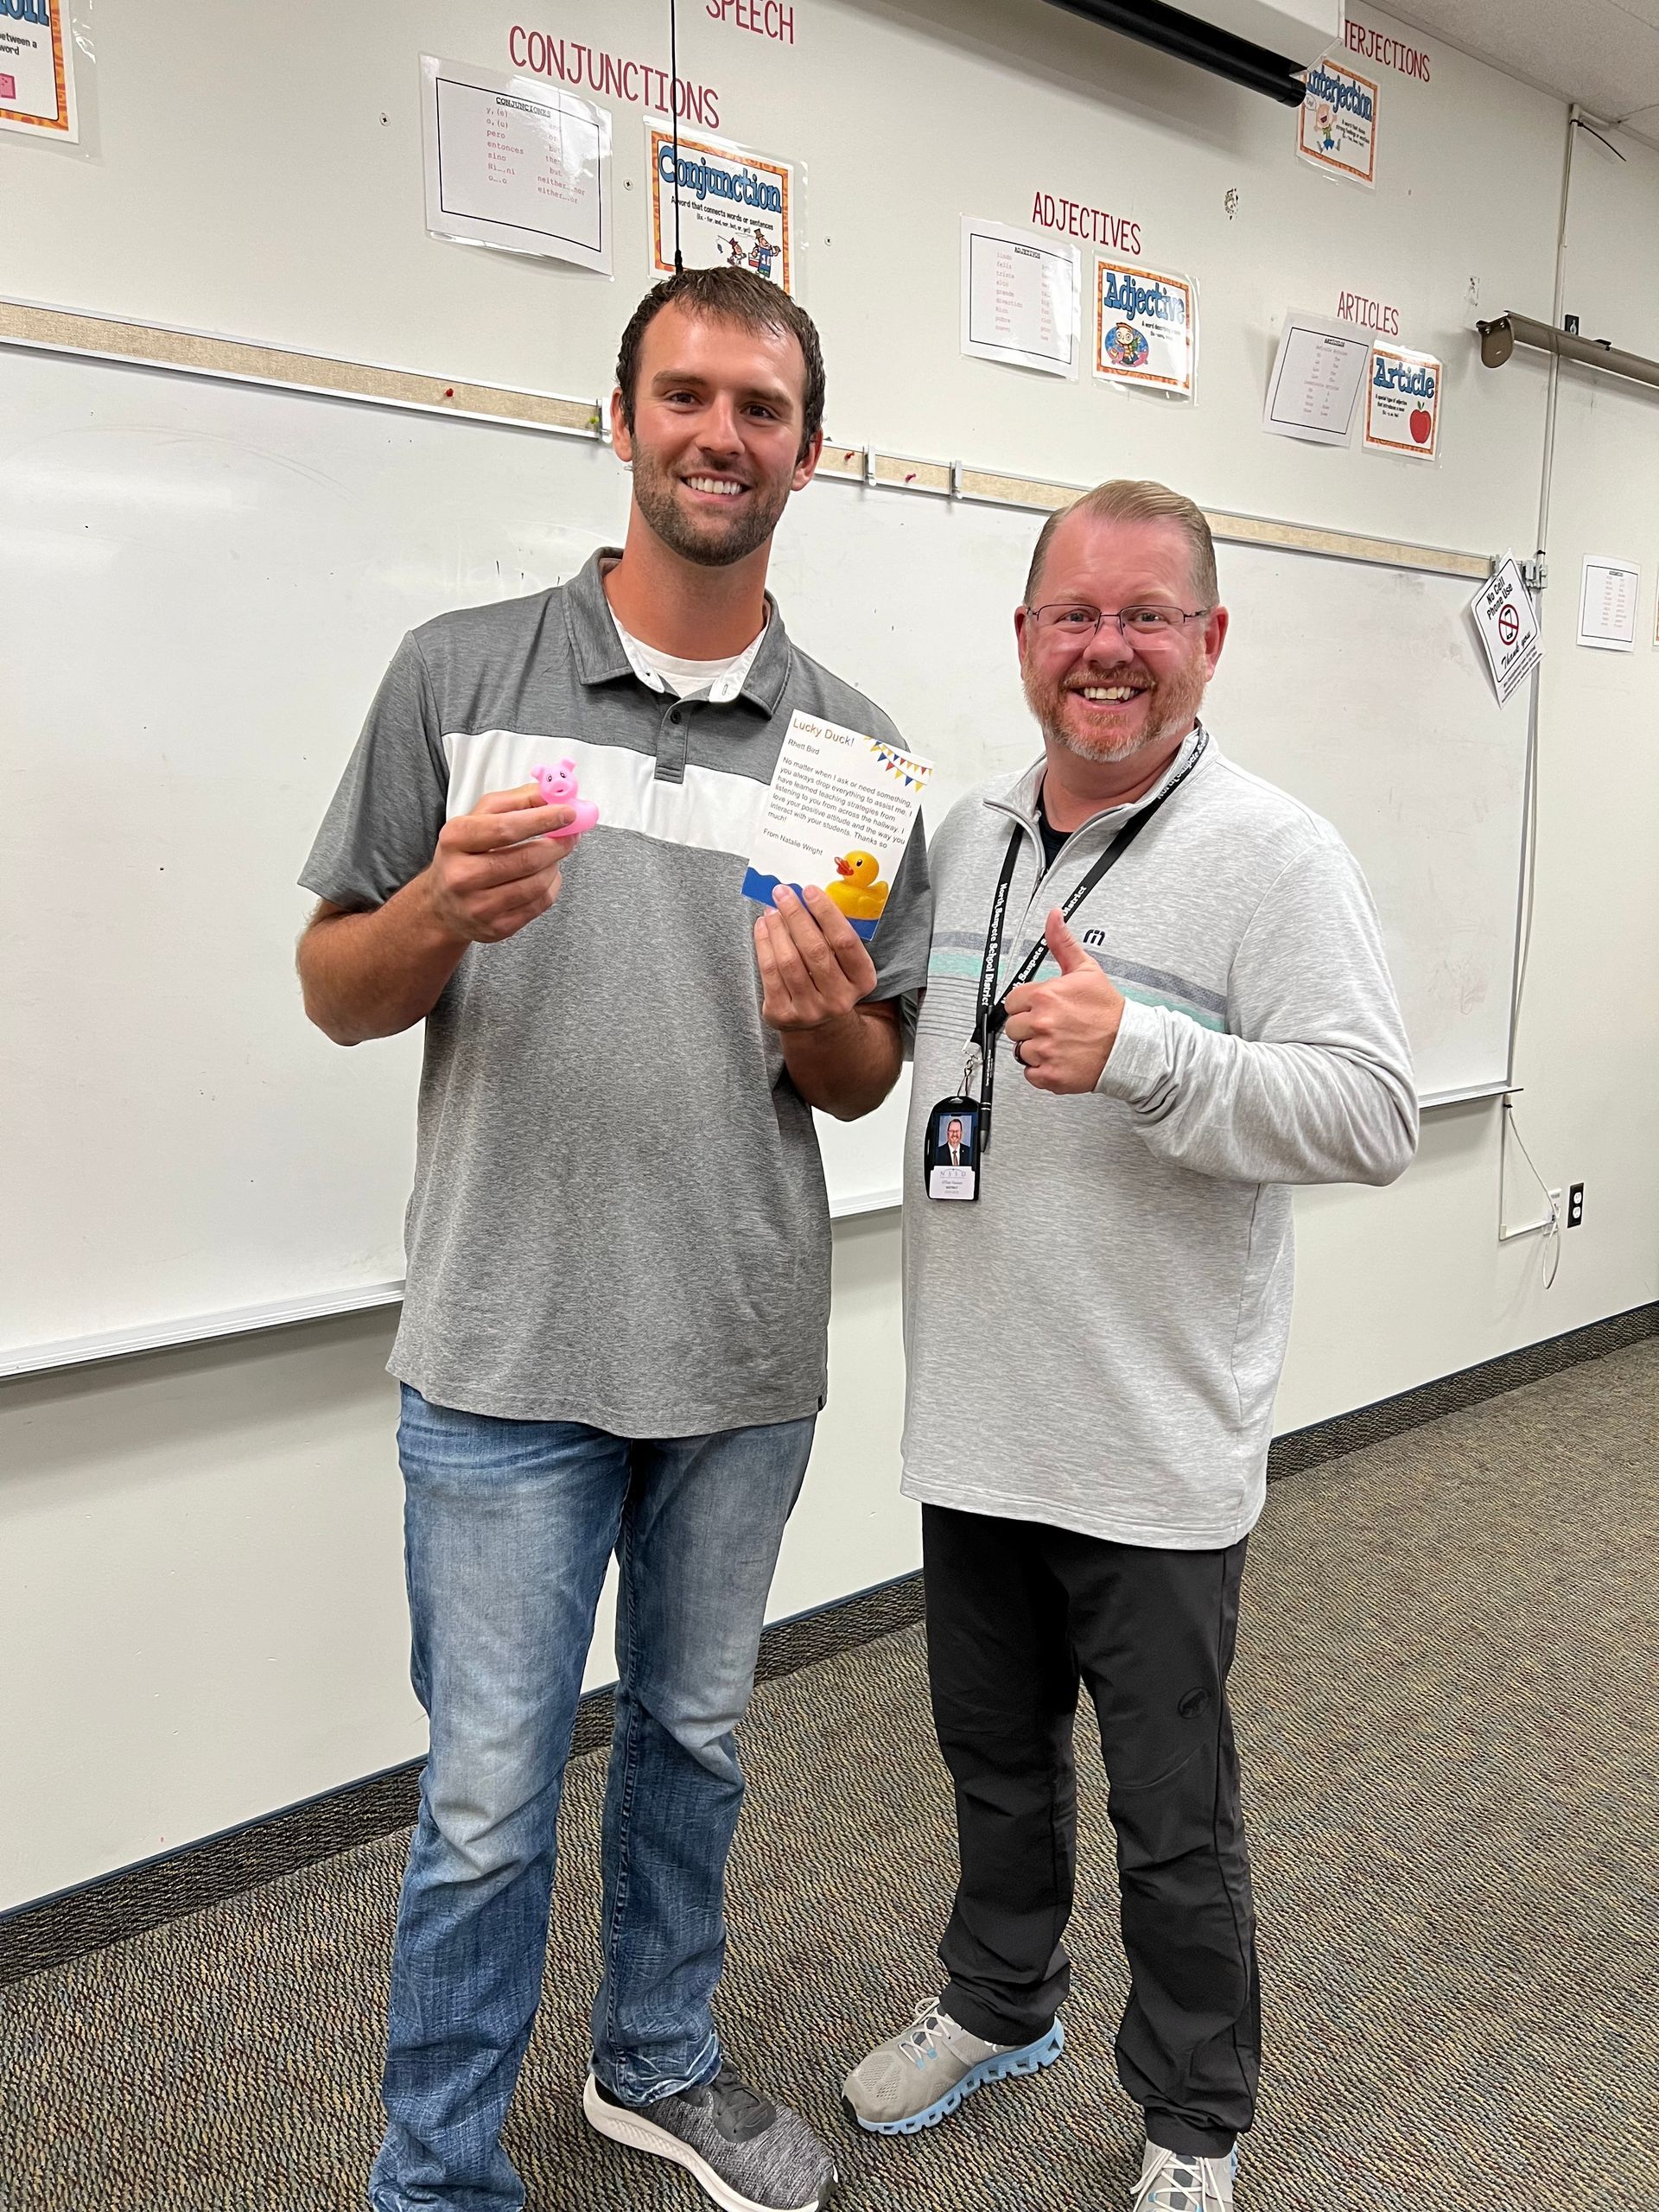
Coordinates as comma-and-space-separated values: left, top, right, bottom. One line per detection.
670, 0, 684, 272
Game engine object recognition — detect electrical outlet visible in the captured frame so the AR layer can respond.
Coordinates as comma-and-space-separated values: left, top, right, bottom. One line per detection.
1567, 1182, 1585, 1228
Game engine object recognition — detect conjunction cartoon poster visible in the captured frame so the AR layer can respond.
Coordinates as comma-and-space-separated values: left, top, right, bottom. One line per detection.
649, 123, 798, 296
1094, 257, 1196, 397
1298, 56, 1377, 187
0, 0, 78, 140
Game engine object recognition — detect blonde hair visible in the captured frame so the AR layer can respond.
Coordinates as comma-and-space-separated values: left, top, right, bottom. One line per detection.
1024, 479, 1219, 607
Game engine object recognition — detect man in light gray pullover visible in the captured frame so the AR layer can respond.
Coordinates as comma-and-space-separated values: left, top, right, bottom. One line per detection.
843, 480, 1418, 2212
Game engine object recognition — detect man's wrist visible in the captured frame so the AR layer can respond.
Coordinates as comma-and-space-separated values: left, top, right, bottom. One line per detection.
404, 866, 474, 951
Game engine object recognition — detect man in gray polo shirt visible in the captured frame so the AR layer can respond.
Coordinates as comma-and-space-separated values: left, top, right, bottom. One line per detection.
298, 269, 928, 2212
843, 480, 1415, 2210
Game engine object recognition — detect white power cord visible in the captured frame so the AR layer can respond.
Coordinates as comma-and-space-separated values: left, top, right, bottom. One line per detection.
1500, 1098, 1560, 1288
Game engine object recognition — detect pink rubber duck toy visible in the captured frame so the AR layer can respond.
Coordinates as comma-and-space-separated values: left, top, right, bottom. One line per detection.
532, 758, 600, 840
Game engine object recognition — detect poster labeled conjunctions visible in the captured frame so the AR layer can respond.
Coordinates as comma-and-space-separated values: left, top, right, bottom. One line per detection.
1094, 257, 1196, 397
422, 56, 611, 273
649, 124, 798, 295
1298, 55, 1378, 187
0, 0, 78, 141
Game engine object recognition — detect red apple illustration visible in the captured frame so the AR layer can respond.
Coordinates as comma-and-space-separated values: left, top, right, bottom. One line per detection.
1408, 406, 1433, 445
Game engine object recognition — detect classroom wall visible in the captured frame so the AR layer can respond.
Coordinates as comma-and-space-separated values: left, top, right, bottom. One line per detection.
3, 0, 1656, 1911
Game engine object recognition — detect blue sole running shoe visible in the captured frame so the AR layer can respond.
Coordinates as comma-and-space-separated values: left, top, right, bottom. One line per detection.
842, 2000, 1065, 2136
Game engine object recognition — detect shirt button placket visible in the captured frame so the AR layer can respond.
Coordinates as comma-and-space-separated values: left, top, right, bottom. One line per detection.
656, 701, 690, 785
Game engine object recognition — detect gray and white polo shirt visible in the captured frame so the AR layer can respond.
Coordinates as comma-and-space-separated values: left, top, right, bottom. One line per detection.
302, 551, 931, 1436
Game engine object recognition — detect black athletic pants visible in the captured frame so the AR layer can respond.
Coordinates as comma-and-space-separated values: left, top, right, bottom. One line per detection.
923, 1504, 1260, 2159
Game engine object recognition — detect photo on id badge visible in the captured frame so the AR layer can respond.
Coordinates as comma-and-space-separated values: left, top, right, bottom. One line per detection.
926, 1104, 980, 1202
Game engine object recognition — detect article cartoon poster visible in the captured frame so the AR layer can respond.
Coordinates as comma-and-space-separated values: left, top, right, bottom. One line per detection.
0, 0, 79, 141
1363, 341, 1442, 461
648, 122, 798, 296
1094, 257, 1196, 397
1298, 56, 1378, 187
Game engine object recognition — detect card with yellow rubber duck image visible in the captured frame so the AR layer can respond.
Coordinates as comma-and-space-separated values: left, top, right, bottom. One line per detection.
742, 709, 933, 941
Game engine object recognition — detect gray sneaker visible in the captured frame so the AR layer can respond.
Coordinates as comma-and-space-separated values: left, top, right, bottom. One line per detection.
582, 2066, 837, 2212
842, 1997, 1065, 2135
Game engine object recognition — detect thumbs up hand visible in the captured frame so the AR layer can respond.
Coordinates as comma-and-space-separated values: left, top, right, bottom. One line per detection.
1001, 909, 1127, 1093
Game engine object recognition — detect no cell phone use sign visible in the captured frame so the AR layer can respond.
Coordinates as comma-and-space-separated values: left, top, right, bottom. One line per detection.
1470, 556, 1541, 706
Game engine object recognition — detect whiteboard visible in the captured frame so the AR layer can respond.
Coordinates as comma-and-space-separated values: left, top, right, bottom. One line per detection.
0, 346, 1522, 1365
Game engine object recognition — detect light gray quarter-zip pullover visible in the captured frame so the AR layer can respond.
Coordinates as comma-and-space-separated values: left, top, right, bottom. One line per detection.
901, 729, 1419, 1549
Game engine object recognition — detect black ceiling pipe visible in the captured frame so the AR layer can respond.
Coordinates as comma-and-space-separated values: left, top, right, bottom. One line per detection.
1040, 0, 1310, 105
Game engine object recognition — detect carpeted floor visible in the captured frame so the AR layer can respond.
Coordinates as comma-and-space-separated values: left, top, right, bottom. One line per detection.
2, 1342, 1656, 2212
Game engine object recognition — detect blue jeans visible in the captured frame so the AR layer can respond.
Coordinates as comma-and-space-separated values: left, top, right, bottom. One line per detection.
368, 1387, 817, 2212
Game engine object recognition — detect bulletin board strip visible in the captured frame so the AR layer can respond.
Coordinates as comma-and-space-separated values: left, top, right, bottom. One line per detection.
2, 298, 1491, 579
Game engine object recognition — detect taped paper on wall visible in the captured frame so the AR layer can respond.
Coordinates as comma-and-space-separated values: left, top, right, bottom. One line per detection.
1094, 257, 1196, 397
0, 0, 78, 140
421, 56, 612, 274
649, 122, 798, 294
1469, 556, 1540, 706
1577, 556, 1640, 652
743, 712, 932, 941
1263, 312, 1370, 446
961, 217, 1081, 379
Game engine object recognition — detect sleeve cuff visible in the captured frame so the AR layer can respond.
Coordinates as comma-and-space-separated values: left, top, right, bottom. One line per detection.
1094, 996, 1169, 1104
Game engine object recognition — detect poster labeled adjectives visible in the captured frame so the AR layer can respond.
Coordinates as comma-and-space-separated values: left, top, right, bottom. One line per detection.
422, 57, 611, 273
1263, 312, 1371, 447
1364, 341, 1441, 460
650, 124, 797, 293
1299, 56, 1378, 187
1469, 556, 1540, 706
962, 218, 1081, 379
0, 0, 77, 140
1577, 556, 1640, 652
1095, 258, 1196, 397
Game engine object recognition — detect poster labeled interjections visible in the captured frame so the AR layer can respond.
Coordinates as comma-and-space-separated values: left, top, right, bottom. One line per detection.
649, 123, 798, 295
1299, 55, 1378, 187
0, 0, 78, 141
1094, 257, 1196, 397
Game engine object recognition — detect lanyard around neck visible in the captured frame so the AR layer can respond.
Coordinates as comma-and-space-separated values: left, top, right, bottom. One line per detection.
969, 733, 1207, 1154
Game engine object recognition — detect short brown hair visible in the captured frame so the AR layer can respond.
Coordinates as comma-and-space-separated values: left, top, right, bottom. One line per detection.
1024, 479, 1219, 607
614, 268, 826, 460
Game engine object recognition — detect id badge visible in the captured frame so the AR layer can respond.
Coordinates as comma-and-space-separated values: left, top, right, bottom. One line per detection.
923, 1095, 982, 1203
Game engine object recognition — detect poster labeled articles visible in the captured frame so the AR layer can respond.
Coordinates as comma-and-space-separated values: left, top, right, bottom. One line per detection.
1094, 257, 1196, 397
422, 56, 611, 273
962, 217, 1081, 379
0, 0, 78, 140
1298, 55, 1378, 187
650, 123, 798, 295
1364, 340, 1441, 461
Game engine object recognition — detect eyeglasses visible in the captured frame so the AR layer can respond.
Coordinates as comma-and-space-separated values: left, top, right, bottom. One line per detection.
1027, 601, 1211, 643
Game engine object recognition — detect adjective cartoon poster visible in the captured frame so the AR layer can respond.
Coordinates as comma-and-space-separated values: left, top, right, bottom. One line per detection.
0, 0, 78, 140
650, 122, 798, 296
1299, 56, 1377, 187
1094, 257, 1196, 397
1364, 341, 1442, 460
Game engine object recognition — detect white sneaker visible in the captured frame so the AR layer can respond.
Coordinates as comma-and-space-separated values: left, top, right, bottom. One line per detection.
1132, 2139, 1237, 2210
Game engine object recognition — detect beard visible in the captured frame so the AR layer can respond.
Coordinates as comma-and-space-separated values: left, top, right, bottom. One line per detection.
1021, 650, 1208, 763
629, 442, 793, 568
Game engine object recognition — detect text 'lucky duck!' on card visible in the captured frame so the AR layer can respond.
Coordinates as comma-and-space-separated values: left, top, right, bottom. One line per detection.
742, 710, 933, 940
